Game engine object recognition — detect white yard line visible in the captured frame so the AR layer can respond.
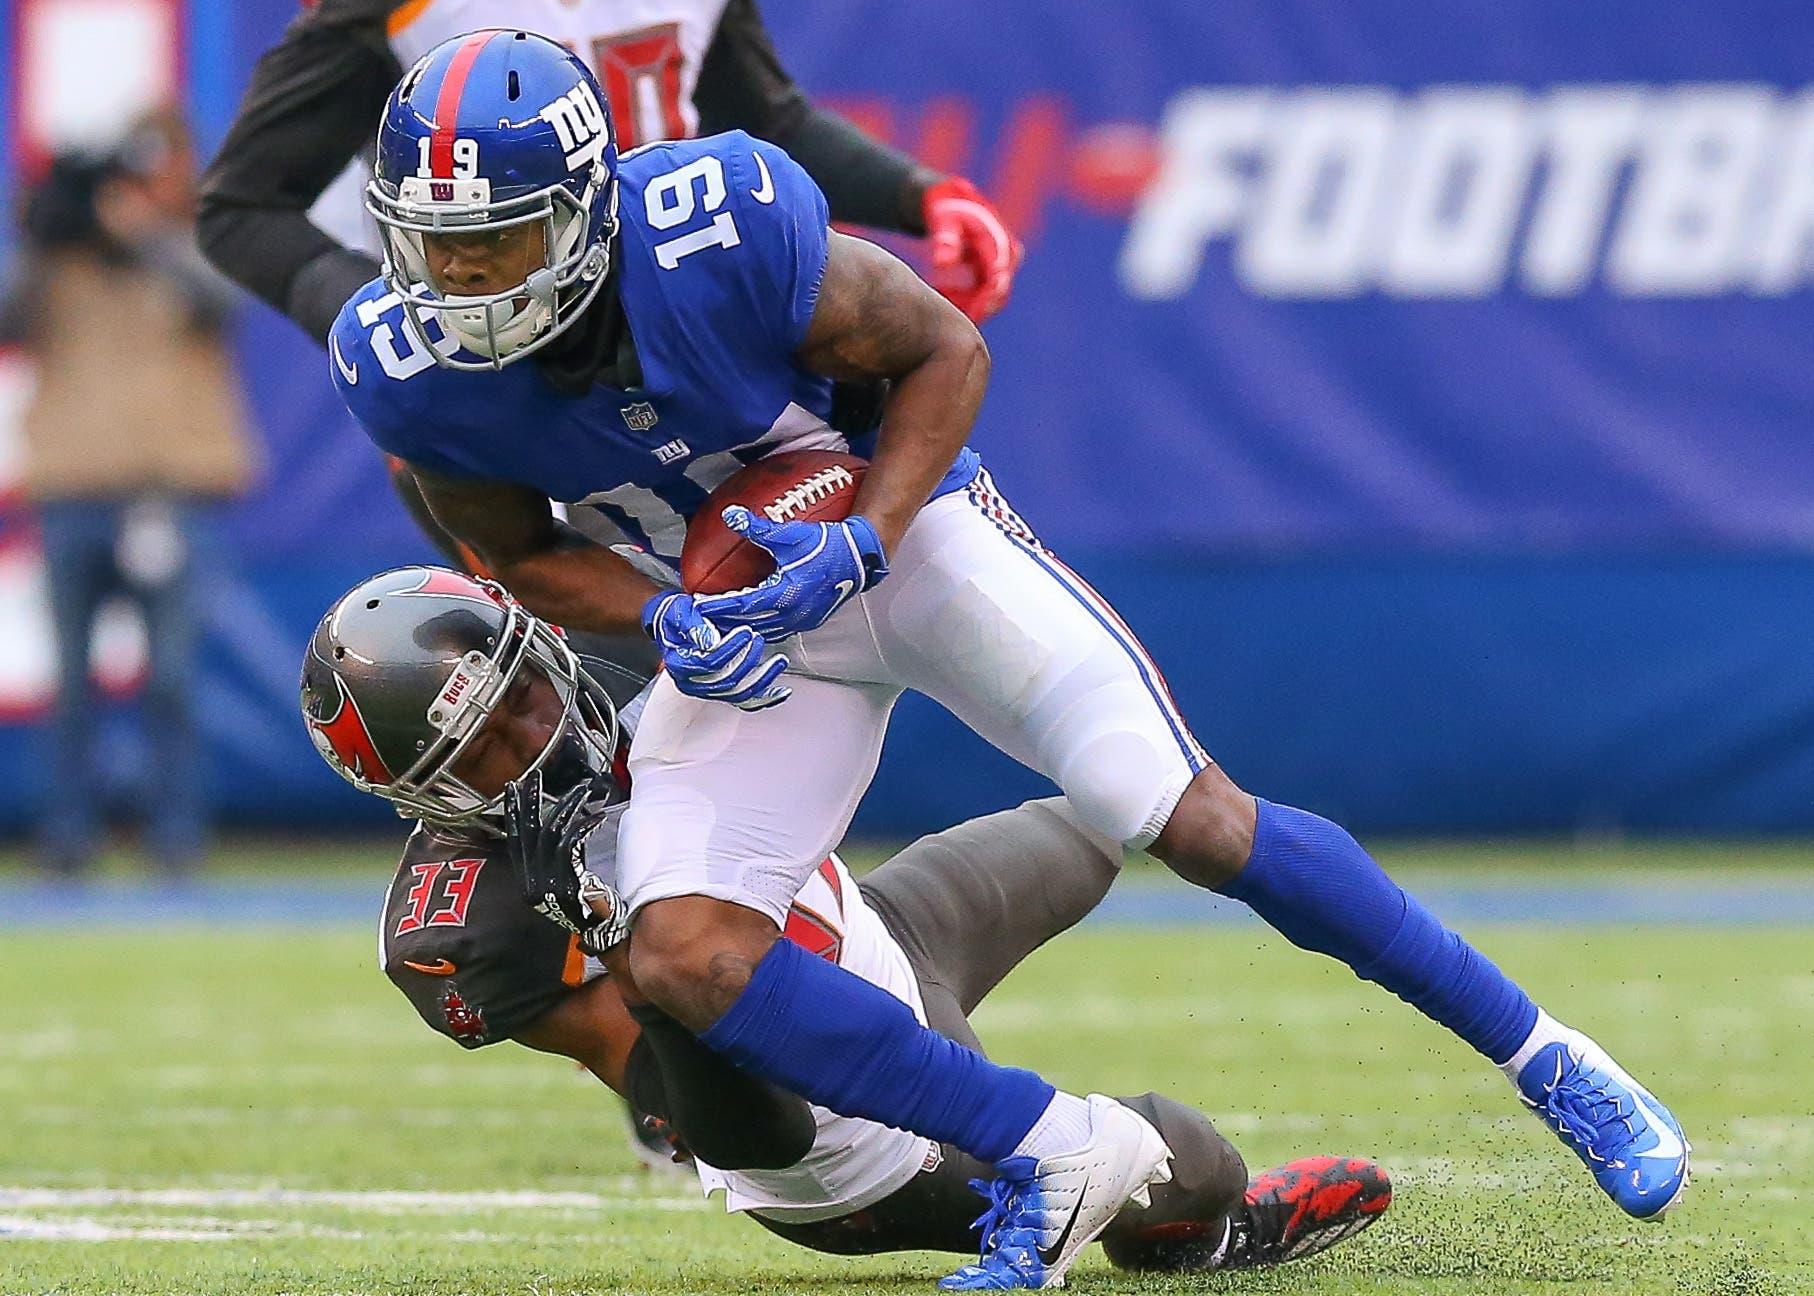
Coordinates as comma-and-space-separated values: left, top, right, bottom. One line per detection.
0, 1215, 540, 1243
2, 1216, 261, 1241
0, 1214, 375, 1242
0, 1181, 713, 1245
0, 1185, 710, 1214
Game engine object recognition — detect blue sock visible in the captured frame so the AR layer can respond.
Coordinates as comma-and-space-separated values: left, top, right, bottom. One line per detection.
1218, 799, 1539, 1064
700, 938, 1055, 1163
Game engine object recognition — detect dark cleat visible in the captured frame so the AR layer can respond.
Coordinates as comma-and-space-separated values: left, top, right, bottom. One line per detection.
1223, 1155, 1391, 1269
1106, 1154, 1390, 1272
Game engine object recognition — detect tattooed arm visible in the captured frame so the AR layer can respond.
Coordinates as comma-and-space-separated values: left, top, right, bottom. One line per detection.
795, 231, 990, 554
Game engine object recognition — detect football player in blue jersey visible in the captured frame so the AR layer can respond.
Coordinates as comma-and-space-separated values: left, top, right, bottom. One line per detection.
329, 30, 1688, 1289
199, 0, 1020, 580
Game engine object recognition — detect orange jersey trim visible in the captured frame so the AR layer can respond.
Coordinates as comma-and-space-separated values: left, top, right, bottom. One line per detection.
387, 0, 435, 38
561, 934, 587, 987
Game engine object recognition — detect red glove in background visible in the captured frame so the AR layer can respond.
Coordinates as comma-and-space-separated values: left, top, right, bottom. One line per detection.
922, 176, 1024, 324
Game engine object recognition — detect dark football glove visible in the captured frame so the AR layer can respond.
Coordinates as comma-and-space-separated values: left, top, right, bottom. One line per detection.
504, 770, 629, 956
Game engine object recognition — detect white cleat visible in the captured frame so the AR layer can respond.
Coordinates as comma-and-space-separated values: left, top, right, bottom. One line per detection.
940, 1094, 1174, 1290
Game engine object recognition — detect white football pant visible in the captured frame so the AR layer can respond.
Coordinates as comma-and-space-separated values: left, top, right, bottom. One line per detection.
617, 469, 1210, 926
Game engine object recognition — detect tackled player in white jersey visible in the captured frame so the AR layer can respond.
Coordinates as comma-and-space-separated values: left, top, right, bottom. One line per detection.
304, 565, 1392, 1277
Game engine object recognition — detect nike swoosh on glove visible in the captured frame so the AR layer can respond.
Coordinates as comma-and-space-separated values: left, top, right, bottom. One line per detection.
923, 176, 1023, 324
692, 507, 888, 641
642, 590, 791, 711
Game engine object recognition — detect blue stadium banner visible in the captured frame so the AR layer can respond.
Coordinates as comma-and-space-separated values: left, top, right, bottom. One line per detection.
142, 0, 1810, 563
3, 0, 1813, 834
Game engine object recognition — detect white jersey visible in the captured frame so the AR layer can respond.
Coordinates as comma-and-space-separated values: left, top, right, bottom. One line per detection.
388, 0, 730, 147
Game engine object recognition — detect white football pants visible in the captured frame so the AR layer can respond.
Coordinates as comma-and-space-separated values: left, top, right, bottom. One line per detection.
617, 469, 1209, 926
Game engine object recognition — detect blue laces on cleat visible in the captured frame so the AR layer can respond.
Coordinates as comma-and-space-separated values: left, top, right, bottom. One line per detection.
1537, 1061, 1638, 1167
1515, 1037, 1690, 1220
938, 1175, 1047, 1290
969, 1176, 1019, 1245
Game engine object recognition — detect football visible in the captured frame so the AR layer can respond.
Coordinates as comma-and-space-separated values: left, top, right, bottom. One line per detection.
680, 449, 868, 594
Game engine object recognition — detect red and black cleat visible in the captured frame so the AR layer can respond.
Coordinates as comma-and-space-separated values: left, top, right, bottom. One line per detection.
1222, 1155, 1391, 1269
1105, 1155, 1390, 1272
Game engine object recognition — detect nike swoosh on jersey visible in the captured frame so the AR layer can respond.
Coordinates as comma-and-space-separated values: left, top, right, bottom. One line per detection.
403, 958, 458, 976
332, 333, 359, 384
750, 152, 776, 205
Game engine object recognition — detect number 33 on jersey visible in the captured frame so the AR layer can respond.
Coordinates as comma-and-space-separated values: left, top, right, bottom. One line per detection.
330, 131, 854, 570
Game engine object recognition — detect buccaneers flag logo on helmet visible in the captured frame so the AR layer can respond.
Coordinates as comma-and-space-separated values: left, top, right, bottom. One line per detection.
306, 675, 395, 785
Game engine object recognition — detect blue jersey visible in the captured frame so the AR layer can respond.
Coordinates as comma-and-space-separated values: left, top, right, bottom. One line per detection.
330, 131, 980, 566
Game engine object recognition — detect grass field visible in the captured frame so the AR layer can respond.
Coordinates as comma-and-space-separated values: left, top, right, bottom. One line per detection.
4, 851, 1811, 1295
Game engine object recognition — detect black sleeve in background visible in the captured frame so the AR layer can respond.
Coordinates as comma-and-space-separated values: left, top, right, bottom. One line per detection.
0, 258, 32, 347
626, 1001, 817, 1171
196, 2, 401, 343
693, 0, 938, 235
283, 245, 387, 347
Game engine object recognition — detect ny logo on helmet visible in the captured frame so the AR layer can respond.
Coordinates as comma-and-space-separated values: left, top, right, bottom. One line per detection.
539, 82, 609, 171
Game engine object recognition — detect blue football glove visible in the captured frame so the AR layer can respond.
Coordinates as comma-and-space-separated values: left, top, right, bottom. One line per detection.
693, 507, 889, 641
642, 591, 791, 712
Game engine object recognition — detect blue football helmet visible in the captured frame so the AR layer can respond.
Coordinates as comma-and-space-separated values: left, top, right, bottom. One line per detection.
367, 29, 619, 370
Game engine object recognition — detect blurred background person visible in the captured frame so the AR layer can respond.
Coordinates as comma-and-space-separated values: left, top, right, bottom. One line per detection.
3, 107, 256, 879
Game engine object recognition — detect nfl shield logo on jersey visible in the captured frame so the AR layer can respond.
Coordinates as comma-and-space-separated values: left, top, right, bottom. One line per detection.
621, 401, 660, 432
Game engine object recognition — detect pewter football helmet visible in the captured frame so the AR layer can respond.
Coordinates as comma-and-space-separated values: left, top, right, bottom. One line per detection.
300, 566, 621, 831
